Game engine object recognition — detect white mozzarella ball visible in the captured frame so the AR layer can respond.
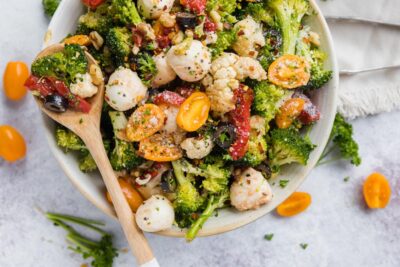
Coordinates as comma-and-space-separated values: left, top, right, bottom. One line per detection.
166, 40, 211, 82
138, 0, 174, 19
70, 73, 98, 98
152, 53, 177, 88
135, 195, 175, 232
105, 67, 148, 111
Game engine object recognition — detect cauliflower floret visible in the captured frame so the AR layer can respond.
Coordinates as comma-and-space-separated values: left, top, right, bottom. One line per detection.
135, 194, 175, 232
137, 0, 175, 19
166, 39, 211, 82
232, 16, 265, 58
70, 73, 98, 98
152, 53, 176, 88
204, 53, 267, 117
180, 136, 214, 159
105, 67, 148, 111
230, 167, 273, 211
233, 57, 267, 81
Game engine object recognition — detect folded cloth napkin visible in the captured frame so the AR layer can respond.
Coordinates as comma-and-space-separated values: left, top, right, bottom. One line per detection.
317, 0, 400, 120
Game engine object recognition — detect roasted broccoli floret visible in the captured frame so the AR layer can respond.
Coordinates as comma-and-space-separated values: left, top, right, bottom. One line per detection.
88, 46, 115, 72
269, 127, 316, 172
109, 111, 143, 171
258, 28, 282, 70
185, 189, 229, 241
172, 160, 205, 228
252, 81, 285, 130
76, 3, 113, 36
42, 0, 61, 17
242, 135, 268, 167
268, 0, 309, 55
106, 27, 132, 67
206, 0, 237, 22
31, 44, 88, 85
296, 28, 333, 90
210, 29, 237, 58
244, 2, 275, 25
110, 0, 142, 25
318, 113, 361, 166
137, 53, 157, 87
55, 126, 111, 172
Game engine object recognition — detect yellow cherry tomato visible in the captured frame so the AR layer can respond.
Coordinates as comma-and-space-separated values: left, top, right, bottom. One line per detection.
277, 192, 312, 217
276, 98, 305, 129
0, 125, 27, 162
176, 92, 210, 132
139, 133, 182, 162
63, 35, 92, 46
268, 55, 311, 89
106, 178, 143, 212
363, 172, 391, 209
126, 104, 166, 142
3, 61, 29, 101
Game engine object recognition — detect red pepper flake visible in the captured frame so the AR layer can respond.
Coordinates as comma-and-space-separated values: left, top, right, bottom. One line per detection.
153, 91, 185, 106
229, 84, 254, 160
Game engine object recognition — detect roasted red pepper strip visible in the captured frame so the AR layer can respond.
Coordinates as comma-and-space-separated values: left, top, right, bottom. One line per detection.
229, 85, 254, 160
180, 0, 206, 14
25, 75, 54, 96
153, 91, 185, 106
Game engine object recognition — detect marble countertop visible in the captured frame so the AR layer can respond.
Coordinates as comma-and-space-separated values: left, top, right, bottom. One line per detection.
1, 1, 399, 266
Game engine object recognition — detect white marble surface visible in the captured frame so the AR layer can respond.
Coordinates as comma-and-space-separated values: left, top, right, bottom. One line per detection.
1, 1, 400, 267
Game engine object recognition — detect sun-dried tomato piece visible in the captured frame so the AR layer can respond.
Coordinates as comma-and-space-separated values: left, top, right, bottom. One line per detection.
204, 17, 217, 32
229, 85, 254, 160
153, 91, 186, 106
180, 0, 206, 14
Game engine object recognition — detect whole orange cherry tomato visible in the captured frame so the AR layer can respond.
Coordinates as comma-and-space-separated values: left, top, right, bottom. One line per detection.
277, 192, 312, 217
268, 55, 310, 89
3, 62, 29, 101
0, 125, 27, 162
106, 178, 144, 212
176, 92, 210, 132
363, 172, 391, 209
276, 98, 306, 129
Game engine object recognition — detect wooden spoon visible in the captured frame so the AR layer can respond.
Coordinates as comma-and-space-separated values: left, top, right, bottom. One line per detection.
34, 44, 159, 267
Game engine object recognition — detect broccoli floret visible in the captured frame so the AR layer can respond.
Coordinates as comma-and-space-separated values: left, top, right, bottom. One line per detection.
252, 81, 285, 130
76, 3, 113, 36
268, 0, 309, 55
210, 29, 237, 58
206, 0, 237, 23
109, 111, 143, 171
88, 46, 115, 72
42, 0, 61, 17
79, 150, 98, 173
31, 44, 88, 85
185, 189, 229, 241
242, 135, 268, 167
269, 127, 316, 172
55, 126, 86, 151
172, 160, 205, 228
318, 113, 361, 166
106, 27, 132, 67
258, 28, 282, 70
296, 28, 333, 90
137, 53, 158, 87
244, 2, 275, 25
110, 0, 142, 26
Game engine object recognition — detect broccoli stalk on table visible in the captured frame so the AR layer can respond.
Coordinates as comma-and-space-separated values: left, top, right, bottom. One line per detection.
55, 126, 110, 173
268, 0, 309, 55
318, 113, 361, 166
46, 213, 118, 267
268, 127, 316, 173
109, 111, 143, 171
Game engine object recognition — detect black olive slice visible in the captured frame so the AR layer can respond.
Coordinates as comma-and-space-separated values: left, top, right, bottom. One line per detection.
44, 94, 69, 113
213, 124, 236, 149
176, 12, 198, 30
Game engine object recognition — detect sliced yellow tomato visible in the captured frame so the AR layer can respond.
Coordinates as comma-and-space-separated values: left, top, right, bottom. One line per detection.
126, 104, 166, 142
268, 55, 310, 89
176, 92, 210, 132
363, 172, 391, 209
277, 192, 312, 217
63, 35, 92, 46
276, 98, 305, 129
139, 133, 182, 162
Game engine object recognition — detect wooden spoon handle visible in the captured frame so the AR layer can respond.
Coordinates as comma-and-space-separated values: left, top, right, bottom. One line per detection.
81, 129, 158, 267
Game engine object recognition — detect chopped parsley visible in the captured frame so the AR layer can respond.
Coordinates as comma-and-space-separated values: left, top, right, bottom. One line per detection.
300, 243, 308, 250
264, 233, 274, 241
343, 176, 350, 182
279, 179, 289, 188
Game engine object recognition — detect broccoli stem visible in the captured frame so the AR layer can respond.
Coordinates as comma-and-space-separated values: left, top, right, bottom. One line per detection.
172, 161, 188, 185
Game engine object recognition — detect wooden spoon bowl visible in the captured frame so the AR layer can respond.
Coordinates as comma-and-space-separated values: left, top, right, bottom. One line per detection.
33, 44, 159, 267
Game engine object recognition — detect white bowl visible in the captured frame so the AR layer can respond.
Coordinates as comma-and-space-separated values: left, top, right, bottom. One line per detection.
41, 0, 338, 237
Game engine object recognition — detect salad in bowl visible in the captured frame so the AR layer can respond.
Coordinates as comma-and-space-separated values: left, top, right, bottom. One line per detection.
29, 0, 336, 241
